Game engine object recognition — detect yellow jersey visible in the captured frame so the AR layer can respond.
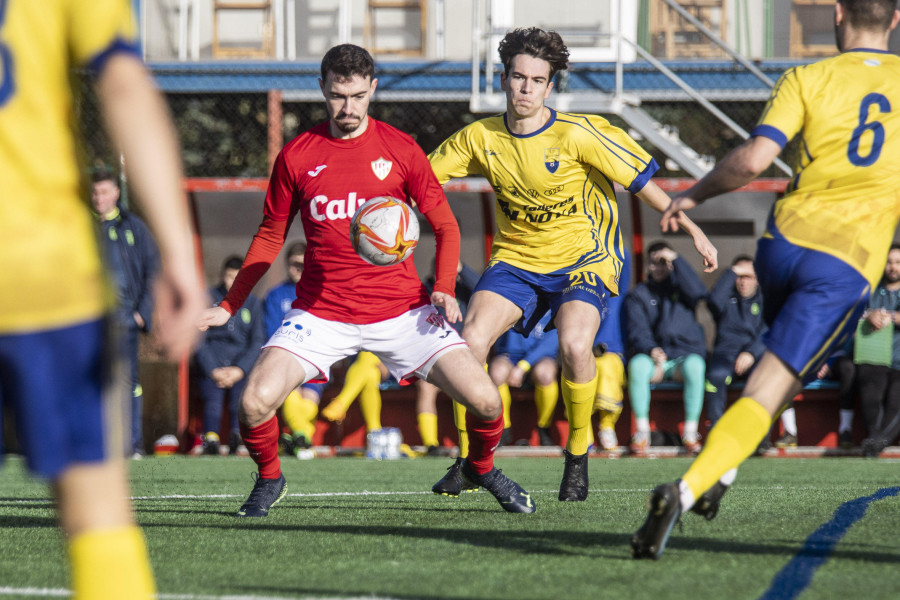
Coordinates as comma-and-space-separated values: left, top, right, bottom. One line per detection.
754, 49, 900, 287
429, 109, 658, 296
0, 0, 138, 333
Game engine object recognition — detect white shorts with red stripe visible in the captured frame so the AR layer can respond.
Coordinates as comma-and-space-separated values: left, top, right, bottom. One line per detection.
264, 304, 467, 384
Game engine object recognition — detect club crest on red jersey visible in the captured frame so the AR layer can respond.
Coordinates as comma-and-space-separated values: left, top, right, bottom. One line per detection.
371, 157, 393, 181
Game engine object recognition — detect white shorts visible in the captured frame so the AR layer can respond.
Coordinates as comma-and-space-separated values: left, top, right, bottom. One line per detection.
264, 304, 468, 384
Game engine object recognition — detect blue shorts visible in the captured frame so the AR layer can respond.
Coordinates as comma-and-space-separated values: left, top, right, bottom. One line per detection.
301, 382, 325, 396
756, 237, 870, 383
474, 261, 610, 336
0, 319, 123, 478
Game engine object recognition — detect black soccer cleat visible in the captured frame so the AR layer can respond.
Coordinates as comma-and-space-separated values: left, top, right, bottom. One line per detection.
236, 473, 287, 517
280, 433, 296, 456
432, 457, 478, 496
537, 426, 556, 447
558, 450, 589, 501
460, 460, 536, 514
690, 481, 729, 521
631, 482, 682, 559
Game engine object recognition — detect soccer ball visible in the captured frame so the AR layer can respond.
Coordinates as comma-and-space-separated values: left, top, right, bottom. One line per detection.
349, 196, 419, 266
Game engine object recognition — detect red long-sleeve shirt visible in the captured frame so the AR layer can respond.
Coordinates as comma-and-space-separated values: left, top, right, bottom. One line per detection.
221, 118, 460, 324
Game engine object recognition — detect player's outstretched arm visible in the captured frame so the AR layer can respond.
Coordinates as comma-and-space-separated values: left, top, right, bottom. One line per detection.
660, 136, 783, 232
635, 181, 718, 273
96, 53, 206, 360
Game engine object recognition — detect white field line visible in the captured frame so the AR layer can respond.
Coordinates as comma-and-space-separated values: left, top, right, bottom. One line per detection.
2, 484, 894, 505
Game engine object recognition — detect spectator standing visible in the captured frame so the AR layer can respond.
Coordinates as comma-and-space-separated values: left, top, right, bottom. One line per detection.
91, 169, 160, 458
194, 256, 266, 455
857, 244, 900, 456
625, 241, 708, 455
704, 256, 766, 429
264, 241, 325, 457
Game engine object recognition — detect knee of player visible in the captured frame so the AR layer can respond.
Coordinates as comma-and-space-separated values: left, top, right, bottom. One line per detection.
461, 383, 503, 421
558, 340, 594, 374
240, 381, 282, 419
460, 324, 493, 360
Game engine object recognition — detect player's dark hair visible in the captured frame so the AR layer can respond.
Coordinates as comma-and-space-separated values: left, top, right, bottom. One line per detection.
222, 255, 244, 272
498, 28, 569, 79
286, 241, 307, 259
91, 168, 118, 186
647, 241, 672, 256
890, 242, 900, 252
839, 0, 898, 31
321, 44, 375, 82
732, 254, 755, 266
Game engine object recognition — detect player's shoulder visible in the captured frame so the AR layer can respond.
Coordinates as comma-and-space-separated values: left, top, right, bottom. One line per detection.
283, 122, 330, 152
446, 114, 506, 141
370, 118, 419, 147
552, 111, 616, 139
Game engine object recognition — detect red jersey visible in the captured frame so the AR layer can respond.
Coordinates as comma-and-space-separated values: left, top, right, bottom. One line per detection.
223, 118, 455, 324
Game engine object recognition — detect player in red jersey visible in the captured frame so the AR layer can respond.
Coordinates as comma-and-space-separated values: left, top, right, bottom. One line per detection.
199, 44, 535, 516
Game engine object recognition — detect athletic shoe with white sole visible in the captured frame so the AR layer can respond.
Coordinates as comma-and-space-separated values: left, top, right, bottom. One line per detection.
598, 427, 618, 451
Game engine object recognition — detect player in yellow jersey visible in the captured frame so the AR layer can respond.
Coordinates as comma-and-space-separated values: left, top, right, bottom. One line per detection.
428, 27, 717, 500
633, 0, 900, 559
0, 1, 206, 596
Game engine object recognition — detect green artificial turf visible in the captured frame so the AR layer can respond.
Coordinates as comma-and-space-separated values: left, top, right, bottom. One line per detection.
0, 455, 898, 599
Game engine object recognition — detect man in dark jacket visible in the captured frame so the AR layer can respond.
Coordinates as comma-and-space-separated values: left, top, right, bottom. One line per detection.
705, 255, 766, 428
625, 241, 707, 455
194, 256, 266, 455
91, 169, 160, 458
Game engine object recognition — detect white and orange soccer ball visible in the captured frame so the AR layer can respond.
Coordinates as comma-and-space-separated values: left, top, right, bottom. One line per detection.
349, 196, 420, 266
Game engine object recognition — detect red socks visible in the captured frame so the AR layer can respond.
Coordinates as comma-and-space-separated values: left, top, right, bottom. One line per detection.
465, 413, 503, 474
239, 416, 282, 479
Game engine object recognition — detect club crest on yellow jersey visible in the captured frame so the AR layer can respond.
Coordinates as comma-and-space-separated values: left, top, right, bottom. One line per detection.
544, 147, 560, 173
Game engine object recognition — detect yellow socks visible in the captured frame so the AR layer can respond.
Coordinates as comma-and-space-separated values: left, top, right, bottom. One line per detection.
683, 397, 771, 500
282, 390, 318, 440
594, 353, 624, 429
322, 352, 382, 424
534, 382, 559, 428
358, 374, 383, 432
417, 412, 439, 448
69, 525, 155, 599
497, 383, 512, 429
562, 373, 598, 455
452, 400, 469, 457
